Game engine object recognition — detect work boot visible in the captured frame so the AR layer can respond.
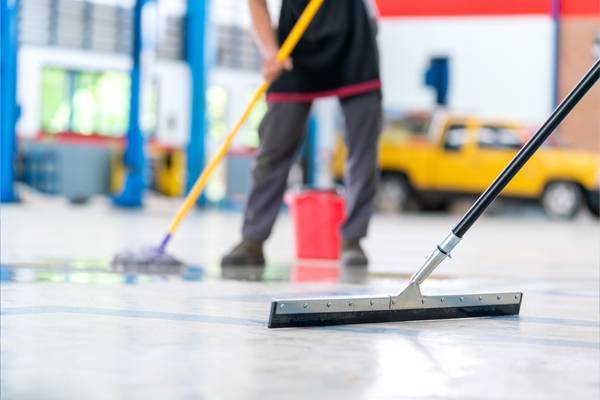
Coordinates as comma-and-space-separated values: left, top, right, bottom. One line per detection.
221, 239, 265, 266
341, 238, 368, 266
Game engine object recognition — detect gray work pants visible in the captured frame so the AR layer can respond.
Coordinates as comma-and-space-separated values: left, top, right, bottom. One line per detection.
242, 90, 382, 242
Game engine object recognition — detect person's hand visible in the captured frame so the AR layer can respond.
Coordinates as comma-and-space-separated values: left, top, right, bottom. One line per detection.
262, 52, 293, 83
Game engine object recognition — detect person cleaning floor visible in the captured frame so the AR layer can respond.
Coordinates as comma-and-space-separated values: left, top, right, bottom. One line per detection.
221, 0, 382, 267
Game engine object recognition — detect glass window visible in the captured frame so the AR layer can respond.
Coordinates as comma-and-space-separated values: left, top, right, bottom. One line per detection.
95, 72, 132, 135
444, 124, 468, 151
40, 67, 156, 137
206, 85, 228, 139
140, 80, 157, 136
478, 126, 521, 149
41, 68, 71, 133
72, 71, 100, 134
205, 85, 229, 203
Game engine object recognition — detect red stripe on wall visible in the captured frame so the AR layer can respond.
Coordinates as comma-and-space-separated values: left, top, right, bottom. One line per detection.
374, 0, 552, 17
561, 0, 599, 16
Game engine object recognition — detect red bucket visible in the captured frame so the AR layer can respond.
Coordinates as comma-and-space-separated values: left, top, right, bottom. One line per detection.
284, 190, 345, 260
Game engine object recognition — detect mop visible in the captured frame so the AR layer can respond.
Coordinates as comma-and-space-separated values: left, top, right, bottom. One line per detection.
268, 58, 600, 328
112, 0, 326, 269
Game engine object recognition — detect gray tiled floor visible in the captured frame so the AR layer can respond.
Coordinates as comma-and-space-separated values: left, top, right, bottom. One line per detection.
1, 194, 599, 399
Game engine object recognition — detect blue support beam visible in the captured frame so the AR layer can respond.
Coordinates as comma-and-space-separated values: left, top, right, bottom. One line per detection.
186, 0, 209, 204
1, 0, 19, 203
307, 114, 317, 186
113, 0, 148, 207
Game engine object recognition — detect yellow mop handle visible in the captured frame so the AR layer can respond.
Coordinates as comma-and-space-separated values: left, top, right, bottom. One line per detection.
164, 0, 325, 239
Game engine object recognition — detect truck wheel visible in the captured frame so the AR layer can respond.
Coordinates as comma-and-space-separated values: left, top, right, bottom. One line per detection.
587, 193, 599, 217
376, 174, 410, 213
541, 181, 582, 220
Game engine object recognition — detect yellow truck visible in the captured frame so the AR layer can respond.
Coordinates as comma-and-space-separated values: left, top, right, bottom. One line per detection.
333, 111, 599, 219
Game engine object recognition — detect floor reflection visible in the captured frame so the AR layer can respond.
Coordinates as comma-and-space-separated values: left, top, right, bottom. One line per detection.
111, 262, 187, 275
3, 261, 388, 285
340, 264, 369, 284
287, 262, 368, 284
0, 263, 205, 284
221, 265, 265, 281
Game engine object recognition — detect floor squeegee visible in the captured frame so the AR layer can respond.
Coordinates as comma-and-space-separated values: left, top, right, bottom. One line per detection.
268, 58, 600, 329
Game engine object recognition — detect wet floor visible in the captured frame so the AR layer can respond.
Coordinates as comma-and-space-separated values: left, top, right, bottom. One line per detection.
1, 194, 599, 399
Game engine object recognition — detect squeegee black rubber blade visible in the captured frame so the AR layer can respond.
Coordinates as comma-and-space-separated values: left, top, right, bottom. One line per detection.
267, 300, 522, 328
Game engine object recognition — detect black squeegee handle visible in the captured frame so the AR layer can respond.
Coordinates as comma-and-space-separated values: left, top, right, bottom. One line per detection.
453, 58, 600, 238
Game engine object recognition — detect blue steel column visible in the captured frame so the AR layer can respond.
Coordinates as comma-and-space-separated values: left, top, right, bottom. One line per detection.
185, 0, 208, 204
0, 0, 19, 203
113, 0, 147, 207
307, 115, 317, 185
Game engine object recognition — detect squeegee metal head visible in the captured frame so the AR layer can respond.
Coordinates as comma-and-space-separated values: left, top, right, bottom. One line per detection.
268, 283, 522, 328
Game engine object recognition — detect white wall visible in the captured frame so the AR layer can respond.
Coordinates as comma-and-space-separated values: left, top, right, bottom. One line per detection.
16, 45, 191, 146
210, 0, 281, 29
378, 16, 556, 123
155, 60, 191, 147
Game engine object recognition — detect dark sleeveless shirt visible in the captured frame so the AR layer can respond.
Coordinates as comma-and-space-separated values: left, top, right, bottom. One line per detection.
266, 0, 381, 102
